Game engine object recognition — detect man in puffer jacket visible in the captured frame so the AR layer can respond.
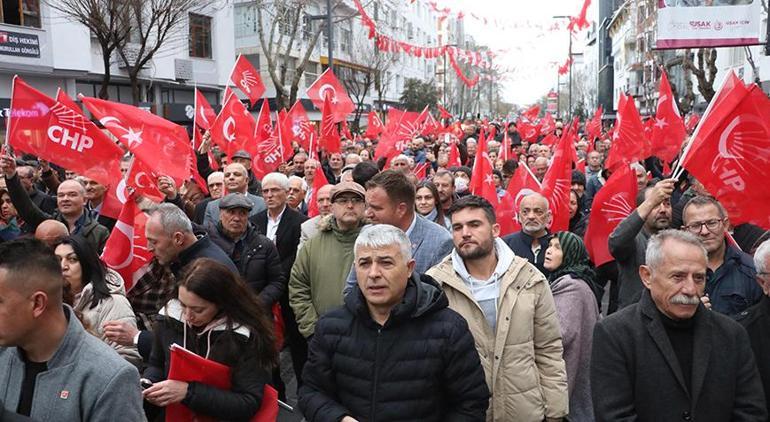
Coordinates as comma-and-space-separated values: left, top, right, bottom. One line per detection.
299, 224, 489, 422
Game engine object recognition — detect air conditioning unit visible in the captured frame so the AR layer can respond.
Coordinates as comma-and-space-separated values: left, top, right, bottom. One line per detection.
175, 59, 193, 81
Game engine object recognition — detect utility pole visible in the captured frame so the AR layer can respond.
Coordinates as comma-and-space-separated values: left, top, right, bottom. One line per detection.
308, 0, 335, 72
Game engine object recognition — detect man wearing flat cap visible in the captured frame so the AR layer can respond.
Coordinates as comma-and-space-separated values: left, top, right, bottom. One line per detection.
290, 181, 367, 339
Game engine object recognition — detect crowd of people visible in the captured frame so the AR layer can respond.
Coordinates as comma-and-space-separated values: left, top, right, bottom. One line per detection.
0, 116, 768, 422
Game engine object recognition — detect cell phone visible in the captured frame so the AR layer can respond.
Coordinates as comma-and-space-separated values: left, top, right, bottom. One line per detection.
140, 379, 153, 389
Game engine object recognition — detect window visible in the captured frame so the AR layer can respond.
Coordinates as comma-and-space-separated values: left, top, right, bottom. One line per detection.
189, 13, 212, 58
302, 14, 313, 40
305, 62, 318, 87
235, 3, 257, 37
1, 0, 41, 27
340, 28, 351, 53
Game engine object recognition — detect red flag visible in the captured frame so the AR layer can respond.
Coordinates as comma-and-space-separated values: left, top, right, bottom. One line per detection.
340, 119, 353, 140
282, 101, 313, 151
100, 196, 152, 291
229, 55, 265, 107
209, 93, 255, 157
319, 94, 341, 154
469, 134, 498, 206
307, 166, 330, 218
521, 104, 540, 122
505, 163, 542, 233
194, 89, 217, 131
604, 93, 650, 170
412, 162, 429, 180
8, 77, 123, 187
651, 71, 687, 163
541, 133, 559, 147
567, 0, 592, 32
81, 96, 192, 183
517, 120, 541, 143
374, 108, 420, 161
500, 126, 512, 161
681, 77, 770, 229
685, 113, 700, 133
125, 158, 165, 203
447, 138, 462, 168
252, 100, 282, 178
437, 103, 453, 119
55, 89, 80, 111
540, 112, 556, 136
306, 68, 355, 123
222, 86, 236, 104
585, 106, 603, 141
364, 111, 384, 138
575, 158, 586, 173
584, 164, 638, 266
541, 135, 574, 232
420, 111, 440, 136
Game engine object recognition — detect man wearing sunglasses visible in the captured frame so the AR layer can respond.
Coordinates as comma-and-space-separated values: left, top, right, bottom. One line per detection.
682, 195, 762, 316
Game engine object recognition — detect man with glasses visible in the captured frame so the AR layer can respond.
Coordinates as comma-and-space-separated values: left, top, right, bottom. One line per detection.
739, 239, 770, 413
290, 182, 367, 339
609, 178, 675, 309
503, 193, 553, 276
682, 195, 761, 316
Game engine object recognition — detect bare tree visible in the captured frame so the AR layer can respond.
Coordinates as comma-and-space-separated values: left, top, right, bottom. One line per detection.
46, 0, 131, 99
254, 0, 368, 110
117, 0, 207, 105
683, 48, 718, 103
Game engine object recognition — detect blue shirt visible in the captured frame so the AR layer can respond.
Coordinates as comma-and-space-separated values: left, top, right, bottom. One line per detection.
706, 244, 763, 317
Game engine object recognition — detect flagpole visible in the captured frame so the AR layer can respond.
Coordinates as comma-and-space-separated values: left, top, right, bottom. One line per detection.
670, 70, 735, 180
3, 75, 16, 157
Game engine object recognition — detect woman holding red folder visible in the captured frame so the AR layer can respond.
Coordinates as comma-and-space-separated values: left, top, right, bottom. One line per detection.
142, 258, 277, 421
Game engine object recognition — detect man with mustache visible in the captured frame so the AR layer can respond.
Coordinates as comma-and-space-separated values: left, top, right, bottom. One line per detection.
591, 230, 767, 421
609, 177, 675, 309
503, 193, 553, 277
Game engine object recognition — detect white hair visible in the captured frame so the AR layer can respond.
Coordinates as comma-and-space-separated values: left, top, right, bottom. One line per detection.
354, 224, 413, 262
645, 229, 707, 272
630, 162, 646, 174
207, 171, 224, 184
392, 154, 410, 164
288, 175, 308, 191
262, 172, 289, 190
754, 239, 770, 274
150, 203, 193, 235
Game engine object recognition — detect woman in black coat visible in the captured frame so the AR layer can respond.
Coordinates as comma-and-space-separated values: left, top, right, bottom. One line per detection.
142, 258, 277, 421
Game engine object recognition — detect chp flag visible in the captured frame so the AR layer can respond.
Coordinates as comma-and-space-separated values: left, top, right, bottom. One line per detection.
229, 55, 266, 107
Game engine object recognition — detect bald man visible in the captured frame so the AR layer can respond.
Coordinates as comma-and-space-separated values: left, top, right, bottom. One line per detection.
203, 163, 266, 227
503, 193, 553, 276
0, 239, 142, 420
1, 156, 109, 253
34, 220, 69, 248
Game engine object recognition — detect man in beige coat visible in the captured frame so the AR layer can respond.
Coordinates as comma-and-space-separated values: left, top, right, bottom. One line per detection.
426, 195, 568, 421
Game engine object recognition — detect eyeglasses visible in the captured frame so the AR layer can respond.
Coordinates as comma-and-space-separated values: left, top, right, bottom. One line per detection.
757, 272, 770, 279
682, 219, 724, 234
333, 196, 364, 205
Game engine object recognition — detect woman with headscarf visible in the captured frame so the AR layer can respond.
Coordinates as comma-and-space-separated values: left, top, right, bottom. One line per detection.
543, 231, 600, 422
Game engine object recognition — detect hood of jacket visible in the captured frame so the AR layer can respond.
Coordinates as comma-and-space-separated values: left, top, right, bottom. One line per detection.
345, 272, 448, 328
158, 298, 251, 339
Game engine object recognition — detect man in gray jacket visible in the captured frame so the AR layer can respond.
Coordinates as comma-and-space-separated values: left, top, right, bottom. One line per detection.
609, 178, 675, 308
0, 238, 143, 421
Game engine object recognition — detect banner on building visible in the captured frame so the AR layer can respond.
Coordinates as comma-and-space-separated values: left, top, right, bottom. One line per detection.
655, 0, 764, 49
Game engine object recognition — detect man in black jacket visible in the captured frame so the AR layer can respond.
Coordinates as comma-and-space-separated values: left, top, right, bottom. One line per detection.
591, 230, 766, 421
503, 192, 552, 276
299, 224, 489, 422
738, 239, 770, 415
17, 165, 57, 215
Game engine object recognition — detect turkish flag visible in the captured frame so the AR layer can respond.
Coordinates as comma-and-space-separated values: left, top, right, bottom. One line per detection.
307, 166, 330, 218
469, 134, 497, 205
540, 112, 556, 136
585, 105, 603, 141
8, 77, 123, 187
306, 68, 354, 123
125, 157, 165, 203
517, 120, 541, 143
364, 111, 384, 139
447, 138, 462, 167
100, 196, 152, 291
681, 76, 770, 229
505, 163, 542, 233
685, 113, 700, 133
650, 71, 687, 163
437, 103, 453, 119
209, 93, 256, 157
230, 55, 265, 107
282, 101, 313, 152
584, 164, 638, 266
521, 104, 540, 122
194, 89, 217, 131
319, 94, 341, 154
81, 96, 192, 183
541, 135, 575, 232
605, 93, 650, 170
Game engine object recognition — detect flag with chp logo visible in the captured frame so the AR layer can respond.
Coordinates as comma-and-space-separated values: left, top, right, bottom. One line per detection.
306, 68, 355, 123
319, 94, 341, 154
540, 133, 576, 232
7, 76, 123, 187
605, 93, 650, 171
681, 72, 770, 229
229, 55, 265, 107
282, 101, 314, 152
584, 164, 638, 266
101, 196, 152, 291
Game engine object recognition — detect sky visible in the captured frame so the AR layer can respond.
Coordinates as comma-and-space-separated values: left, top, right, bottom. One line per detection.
446, 0, 594, 106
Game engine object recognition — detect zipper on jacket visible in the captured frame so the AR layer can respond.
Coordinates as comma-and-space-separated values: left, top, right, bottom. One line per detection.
370, 327, 382, 422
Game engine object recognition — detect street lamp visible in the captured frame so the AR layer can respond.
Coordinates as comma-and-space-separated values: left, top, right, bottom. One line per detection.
553, 15, 573, 119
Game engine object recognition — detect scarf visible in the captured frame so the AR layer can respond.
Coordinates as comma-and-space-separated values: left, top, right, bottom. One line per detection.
548, 231, 596, 288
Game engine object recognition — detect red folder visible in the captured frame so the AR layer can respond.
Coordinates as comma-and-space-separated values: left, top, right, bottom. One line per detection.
167, 343, 279, 422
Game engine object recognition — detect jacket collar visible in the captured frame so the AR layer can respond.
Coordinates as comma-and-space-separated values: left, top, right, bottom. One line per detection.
451, 238, 515, 286
173, 234, 211, 273
158, 298, 251, 338
39, 305, 86, 368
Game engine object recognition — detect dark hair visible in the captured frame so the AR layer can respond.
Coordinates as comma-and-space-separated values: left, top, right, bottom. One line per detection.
415, 181, 446, 227
179, 258, 278, 369
433, 170, 455, 186
447, 195, 496, 224
59, 236, 110, 310
571, 170, 586, 187
682, 195, 726, 221
366, 170, 416, 209
0, 238, 62, 290
501, 159, 518, 175
352, 161, 379, 187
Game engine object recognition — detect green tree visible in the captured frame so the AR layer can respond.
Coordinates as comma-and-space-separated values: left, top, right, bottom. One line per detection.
399, 78, 438, 112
